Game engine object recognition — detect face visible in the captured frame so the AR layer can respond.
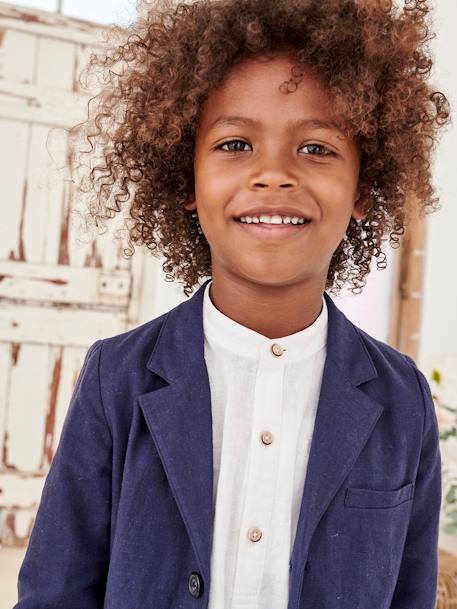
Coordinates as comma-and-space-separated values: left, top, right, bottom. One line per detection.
185, 53, 363, 290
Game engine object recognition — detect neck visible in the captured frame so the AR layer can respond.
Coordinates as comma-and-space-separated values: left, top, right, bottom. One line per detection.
208, 272, 326, 339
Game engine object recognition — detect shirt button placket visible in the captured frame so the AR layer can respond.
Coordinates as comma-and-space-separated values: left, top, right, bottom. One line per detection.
232, 341, 285, 604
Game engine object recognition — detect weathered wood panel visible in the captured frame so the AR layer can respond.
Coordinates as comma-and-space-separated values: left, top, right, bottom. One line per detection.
0, 119, 29, 263
0, 79, 91, 127
0, 260, 131, 306
0, 342, 90, 546
36, 36, 75, 91
0, 303, 128, 346
0, 5, 104, 46
0, 28, 36, 84
22, 125, 67, 264
51, 345, 88, 457
0, 344, 10, 473
0, 5, 147, 547
4, 343, 50, 472
0, 473, 43, 546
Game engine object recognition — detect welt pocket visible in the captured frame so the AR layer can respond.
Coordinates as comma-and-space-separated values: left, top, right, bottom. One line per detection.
344, 482, 414, 509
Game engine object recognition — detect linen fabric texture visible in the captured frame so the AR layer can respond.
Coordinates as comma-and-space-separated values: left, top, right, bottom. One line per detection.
203, 280, 327, 608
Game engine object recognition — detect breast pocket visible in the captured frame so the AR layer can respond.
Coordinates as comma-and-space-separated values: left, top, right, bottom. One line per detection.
344, 482, 414, 509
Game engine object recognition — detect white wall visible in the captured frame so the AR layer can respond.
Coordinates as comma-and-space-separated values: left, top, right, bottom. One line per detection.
420, 0, 457, 368
418, 0, 457, 555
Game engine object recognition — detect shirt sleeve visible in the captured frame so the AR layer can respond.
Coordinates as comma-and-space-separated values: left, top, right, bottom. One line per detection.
389, 354, 442, 609
13, 339, 112, 609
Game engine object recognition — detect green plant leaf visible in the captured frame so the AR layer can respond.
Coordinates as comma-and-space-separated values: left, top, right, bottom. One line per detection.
440, 428, 457, 441
446, 487, 457, 503
432, 369, 442, 384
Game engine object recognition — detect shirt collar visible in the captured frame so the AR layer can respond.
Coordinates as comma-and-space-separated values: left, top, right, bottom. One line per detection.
203, 280, 328, 365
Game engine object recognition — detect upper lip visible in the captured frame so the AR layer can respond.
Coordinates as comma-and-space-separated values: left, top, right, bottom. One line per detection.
234, 206, 312, 220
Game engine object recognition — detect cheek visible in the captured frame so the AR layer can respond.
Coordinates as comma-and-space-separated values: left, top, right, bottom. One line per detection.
317, 177, 357, 221
195, 170, 238, 224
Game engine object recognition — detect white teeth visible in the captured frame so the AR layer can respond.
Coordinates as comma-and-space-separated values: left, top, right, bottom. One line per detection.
238, 215, 309, 225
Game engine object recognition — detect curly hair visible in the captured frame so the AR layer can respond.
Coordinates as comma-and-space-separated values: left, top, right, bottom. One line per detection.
71, 0, 450, 297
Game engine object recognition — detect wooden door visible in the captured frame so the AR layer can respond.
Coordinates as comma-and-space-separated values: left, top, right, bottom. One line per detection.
0, 4, 144, 546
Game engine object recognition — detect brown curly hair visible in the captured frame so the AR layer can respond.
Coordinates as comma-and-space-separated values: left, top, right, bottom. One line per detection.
71, 0, 450, 297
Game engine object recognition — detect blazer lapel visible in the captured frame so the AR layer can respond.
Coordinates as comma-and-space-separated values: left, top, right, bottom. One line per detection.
288, 292, 385, 606
138, 279, 214, 582
138, 279, 385, 591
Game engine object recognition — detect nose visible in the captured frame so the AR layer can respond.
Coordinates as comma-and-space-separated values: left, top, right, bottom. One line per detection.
252, 178, 295, 189
249, 148, 299, 189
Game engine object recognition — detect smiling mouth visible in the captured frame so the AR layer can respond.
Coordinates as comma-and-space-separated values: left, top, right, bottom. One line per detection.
233, 217, 312, 239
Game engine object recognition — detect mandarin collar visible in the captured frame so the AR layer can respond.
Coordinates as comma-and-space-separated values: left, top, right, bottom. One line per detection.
202, 280, 328, 366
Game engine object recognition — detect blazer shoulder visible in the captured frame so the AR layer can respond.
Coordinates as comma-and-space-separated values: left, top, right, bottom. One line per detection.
353, 324, 438, 457
88, 306, 174, 383
351, 322, 426, 396
103, 309, 169, 351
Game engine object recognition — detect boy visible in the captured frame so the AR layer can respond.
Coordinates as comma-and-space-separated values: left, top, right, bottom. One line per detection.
15, 0, 449, 607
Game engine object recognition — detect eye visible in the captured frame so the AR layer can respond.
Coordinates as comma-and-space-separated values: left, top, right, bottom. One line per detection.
217, 139, 252, 152
299, 143, 334, 156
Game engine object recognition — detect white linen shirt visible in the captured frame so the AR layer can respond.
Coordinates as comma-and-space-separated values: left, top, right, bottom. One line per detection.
203, 280, 328, 609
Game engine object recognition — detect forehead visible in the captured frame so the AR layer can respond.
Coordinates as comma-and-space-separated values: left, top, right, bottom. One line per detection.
198, 54, 338, 131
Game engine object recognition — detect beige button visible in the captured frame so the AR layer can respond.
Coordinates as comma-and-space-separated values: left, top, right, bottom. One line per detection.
261, 431, 273, 445
247, 527, 262, 542
271, 343, 285, 356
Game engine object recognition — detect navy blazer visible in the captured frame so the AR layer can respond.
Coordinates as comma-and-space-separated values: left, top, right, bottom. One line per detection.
15, 278, 441, 609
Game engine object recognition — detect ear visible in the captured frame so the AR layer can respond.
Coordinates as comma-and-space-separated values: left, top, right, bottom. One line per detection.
350, 189, 365, 221
183, 198, 197, 212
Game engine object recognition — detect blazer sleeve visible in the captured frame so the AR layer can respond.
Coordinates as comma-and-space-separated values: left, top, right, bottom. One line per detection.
14, 339, 112, 609
390, 354, 442, 609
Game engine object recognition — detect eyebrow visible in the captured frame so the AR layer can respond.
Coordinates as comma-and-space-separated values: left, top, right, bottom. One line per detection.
208, 115, 345, 135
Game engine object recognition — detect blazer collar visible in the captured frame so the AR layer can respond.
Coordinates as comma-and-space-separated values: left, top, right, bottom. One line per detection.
145, 277, 377, 386
139, 278, 383, 589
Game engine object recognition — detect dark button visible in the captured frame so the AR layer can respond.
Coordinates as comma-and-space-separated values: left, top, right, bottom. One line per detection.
188, 572, 204, 598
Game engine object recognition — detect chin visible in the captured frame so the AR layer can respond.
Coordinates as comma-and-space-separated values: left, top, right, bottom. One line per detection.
237, 267, 306, 288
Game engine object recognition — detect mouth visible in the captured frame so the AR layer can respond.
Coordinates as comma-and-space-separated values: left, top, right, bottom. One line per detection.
233, 217, 312, 240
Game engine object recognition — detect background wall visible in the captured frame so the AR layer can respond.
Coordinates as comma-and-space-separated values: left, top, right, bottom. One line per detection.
420, 0, 457, 364
419, 0, 457, 557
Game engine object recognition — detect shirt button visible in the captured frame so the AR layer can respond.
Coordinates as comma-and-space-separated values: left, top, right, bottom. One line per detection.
261, 431, 273, 445
247, 527, 262, 542
271, 343, 285, 356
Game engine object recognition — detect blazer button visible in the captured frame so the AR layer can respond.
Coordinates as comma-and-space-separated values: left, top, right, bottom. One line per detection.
188, 572, 204, 598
